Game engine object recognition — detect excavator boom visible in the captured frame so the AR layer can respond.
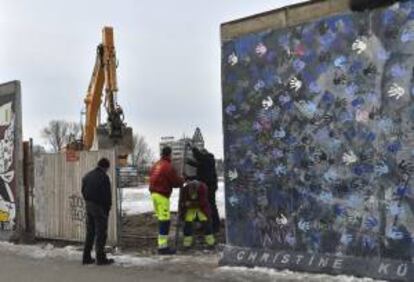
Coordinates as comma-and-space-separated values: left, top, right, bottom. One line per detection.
83, 44, 104, 150
81, 27, 133, 159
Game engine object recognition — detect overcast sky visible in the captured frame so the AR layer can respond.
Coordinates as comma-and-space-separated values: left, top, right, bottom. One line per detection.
0, 0, 306, 158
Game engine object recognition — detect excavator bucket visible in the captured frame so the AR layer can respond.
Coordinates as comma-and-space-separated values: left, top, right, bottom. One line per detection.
94, 125, 134, 157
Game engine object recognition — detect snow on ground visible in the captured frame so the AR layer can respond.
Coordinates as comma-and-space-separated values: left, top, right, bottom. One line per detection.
0, 241, 174, 268
121, 181, 225, 218
215, 267, 384, 282
0, 242, 383, 281
0, 241, 82, 261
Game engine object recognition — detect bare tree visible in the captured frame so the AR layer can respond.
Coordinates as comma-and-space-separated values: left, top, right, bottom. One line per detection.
132, 134, 154, 169
33, 144, 46, 157
41, 120, 81, 152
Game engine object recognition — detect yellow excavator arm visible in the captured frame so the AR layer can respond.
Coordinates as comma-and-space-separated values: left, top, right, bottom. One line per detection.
81, 27, 132, 157
84, 27, 116, 149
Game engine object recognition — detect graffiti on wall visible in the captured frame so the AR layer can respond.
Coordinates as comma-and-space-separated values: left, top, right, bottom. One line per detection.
0, 99, 16, 231
222, 1, 414, 263
69, 195, 86, 223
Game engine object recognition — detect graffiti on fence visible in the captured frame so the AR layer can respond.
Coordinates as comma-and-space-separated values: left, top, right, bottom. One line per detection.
69, 195, 86, 223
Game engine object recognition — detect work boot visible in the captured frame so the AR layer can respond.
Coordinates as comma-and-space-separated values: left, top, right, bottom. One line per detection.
82, 257, 96, 265
96, 258, 115, 266
157, 247, 176, 255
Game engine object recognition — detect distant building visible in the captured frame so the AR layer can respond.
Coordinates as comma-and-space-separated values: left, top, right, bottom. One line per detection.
192, 127, 204, 149
159, 128, 205, 176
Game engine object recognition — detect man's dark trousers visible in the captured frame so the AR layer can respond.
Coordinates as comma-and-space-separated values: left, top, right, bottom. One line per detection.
83, 201, 109, 261
207, 182, 220, 233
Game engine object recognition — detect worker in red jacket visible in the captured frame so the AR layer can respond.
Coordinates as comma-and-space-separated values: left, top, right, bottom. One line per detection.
149, 146, 184, 255
180, 180, 215, 249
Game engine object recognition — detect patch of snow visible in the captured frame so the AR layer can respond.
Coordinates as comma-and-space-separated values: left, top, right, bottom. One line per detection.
0, 241, 162, 267
121, 181, 225, 218
0, 241, 81, 261
216, 266, 385, 282
112, 253, 159, 268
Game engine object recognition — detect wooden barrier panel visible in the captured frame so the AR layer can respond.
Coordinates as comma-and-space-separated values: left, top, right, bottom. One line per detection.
34, 150, 118, 244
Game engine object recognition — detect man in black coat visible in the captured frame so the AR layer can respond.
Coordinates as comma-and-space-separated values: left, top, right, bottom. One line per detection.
186, 145, 220, 233
81, 158, 114, 265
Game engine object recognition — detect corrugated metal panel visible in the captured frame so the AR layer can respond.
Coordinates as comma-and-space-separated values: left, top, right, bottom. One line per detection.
34, 150, 118, 244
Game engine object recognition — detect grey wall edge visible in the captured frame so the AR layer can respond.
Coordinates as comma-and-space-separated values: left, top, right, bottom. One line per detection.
15, 81, 24, 241
221, 0, 351, 42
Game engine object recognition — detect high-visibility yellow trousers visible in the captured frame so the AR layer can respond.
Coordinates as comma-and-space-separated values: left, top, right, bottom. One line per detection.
183, 208, 215, 247
151, 193, 171, 249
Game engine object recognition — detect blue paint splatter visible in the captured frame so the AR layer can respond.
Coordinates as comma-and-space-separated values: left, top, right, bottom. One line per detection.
283, 101, 295, 111
334, 205, 347, 217
339, 111, 353, 123
350, 61, 363, 73
226, 72, 238, 83
382, 9, 396, 25
265, 51, 277, 63
352, 164, 374, 176
390, 64, 408, 78
309, 81, 321, 93
365, 216, 378, 229
282, 135, 297, 145
322, 91, 335, 105
225, 104, 236, 116
249, 65, 261, 81
293, 59, 306, 73
351, 97, 365, 108
362, 235, 376, 250
344, 126, 357, 140
345, 83, 358, 96
319, 32, 336, 50
315, 63, 328, 75
387, 141, 401, 153
279, 94, 291, 105
401, 28, 414, 42
272, 148, 284, 159
366, 132, 376, 142
234, 35, 260, 58
262, 67, 280, 86
376, 49, 390, 61
396, 185, 408, 197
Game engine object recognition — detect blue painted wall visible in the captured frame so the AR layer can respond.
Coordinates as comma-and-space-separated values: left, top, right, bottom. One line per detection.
222, 1, 414, 262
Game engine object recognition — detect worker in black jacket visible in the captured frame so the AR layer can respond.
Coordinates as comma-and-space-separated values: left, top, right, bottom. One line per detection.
81, 158, 114, 265
186, 145, 220, 233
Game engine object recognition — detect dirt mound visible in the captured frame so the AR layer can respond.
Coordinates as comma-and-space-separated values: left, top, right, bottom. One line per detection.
120, 212, 225, 255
